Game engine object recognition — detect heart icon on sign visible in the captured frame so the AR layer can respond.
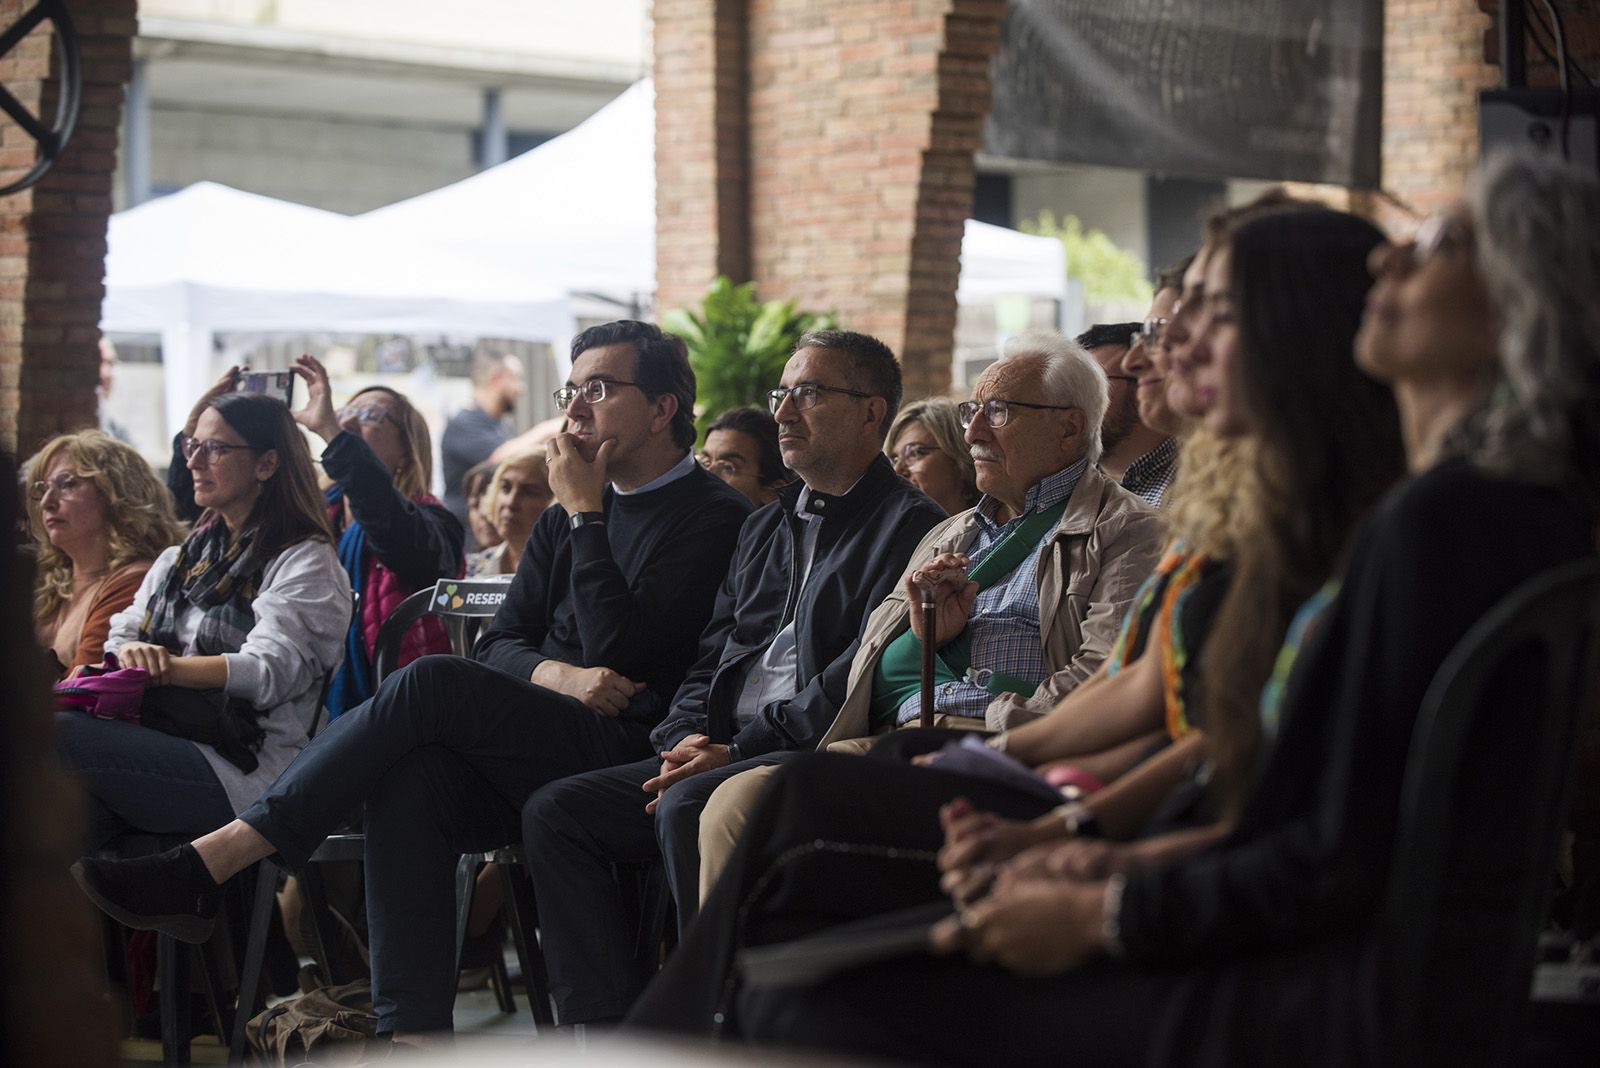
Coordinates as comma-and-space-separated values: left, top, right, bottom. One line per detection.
451, 595, 464, 609
436, 592, 449, 606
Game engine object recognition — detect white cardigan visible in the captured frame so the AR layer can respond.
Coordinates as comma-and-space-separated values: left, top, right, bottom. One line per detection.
106, 538, 352, 814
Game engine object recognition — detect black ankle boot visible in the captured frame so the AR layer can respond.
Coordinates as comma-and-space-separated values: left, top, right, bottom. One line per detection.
70, 843, 221, 944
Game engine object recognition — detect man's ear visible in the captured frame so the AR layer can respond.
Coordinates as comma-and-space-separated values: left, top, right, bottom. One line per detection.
651, 392, 679, 436
1060, 408, 1087, 451
254, 448, 280, 483
863, 396, 888, 438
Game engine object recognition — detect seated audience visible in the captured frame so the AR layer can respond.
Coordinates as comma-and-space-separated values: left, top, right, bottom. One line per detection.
289, 355, 464, 720
722, 153, 1599, 1066
72, 320, 752, 1048
465, 450, 553, 577
523, 330, 944, 1027
690, 331, 1168, 888
886, 398, 979, 516
26, 430, 184, 677
460, 458, 502, 555
1118, 259, 1191, 442
58, 393, 349, 850
699, 405, 791, 507
1074, 322, 1178, 506
631, 200, 1405, 1034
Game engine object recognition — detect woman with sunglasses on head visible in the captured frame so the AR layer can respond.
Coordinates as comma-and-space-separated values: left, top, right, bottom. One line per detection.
25, 430, 185, 677
723, 153, 1600, 1067
286, 354, 465, 720
885, 398, 978, 517
58, 392, 350, 850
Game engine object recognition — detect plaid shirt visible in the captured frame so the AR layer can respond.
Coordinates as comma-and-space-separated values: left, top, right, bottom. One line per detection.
1120, 437, 1179, 508
896, 459, 1087, 724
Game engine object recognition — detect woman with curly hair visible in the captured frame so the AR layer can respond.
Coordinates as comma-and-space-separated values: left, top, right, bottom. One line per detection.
25, 430, 184, 676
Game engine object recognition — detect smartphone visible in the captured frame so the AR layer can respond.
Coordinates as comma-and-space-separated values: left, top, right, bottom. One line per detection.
235, 370, 294, 406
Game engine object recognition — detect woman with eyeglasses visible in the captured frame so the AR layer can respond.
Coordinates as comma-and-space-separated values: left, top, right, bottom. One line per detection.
24, 430, 185, 677
699, 405, 791, 508
884, 398, 978, 517
466, 449, 554, 576
286, 354, 465, 720
58, 392, 350, 850
704, 153, 1600, 1068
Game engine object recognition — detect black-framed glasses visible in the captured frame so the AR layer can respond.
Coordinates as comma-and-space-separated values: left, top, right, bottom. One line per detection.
957, 398, 1076, 429
766, 383, 874, 414
553, 378, 641, 411
1132, 317, 1169, 348
182, 437, 255, 466
338, 404, 396, 427
28, 472, 89, 500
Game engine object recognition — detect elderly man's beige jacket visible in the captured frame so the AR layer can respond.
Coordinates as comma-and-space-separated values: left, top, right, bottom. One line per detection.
816, 463, 1166, 747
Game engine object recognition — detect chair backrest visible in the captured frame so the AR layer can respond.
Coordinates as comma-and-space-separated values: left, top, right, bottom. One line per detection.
370, 576, 514, 686
1383, 557, 1600, 1061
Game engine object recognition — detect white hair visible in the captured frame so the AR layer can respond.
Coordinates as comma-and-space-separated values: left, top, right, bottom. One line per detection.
997, 330, 1110, 463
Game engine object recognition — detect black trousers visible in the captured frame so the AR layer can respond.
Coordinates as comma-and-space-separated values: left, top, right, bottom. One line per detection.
522, 750, 795, 1024
623, 748, 1058, 1036
239, 654, 654, 1034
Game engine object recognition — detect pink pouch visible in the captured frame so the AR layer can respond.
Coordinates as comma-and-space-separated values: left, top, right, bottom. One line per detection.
53, 652, 149, 723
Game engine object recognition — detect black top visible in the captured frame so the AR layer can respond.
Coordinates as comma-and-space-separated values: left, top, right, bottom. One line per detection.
440, 405, 510, 527
1121, 460, 1597, 970
320, 431, 463, 588
475, 462, 752, 727
652, 454, 947, 758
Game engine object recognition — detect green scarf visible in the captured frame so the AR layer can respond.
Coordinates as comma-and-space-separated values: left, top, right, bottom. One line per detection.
870, 498, 1069, 726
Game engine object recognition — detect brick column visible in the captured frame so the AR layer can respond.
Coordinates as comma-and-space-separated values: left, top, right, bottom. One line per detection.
654, 0, 749, 313
0, 0, 134, 457
654, 0, 1005, 398
1378, 0, 1498, 230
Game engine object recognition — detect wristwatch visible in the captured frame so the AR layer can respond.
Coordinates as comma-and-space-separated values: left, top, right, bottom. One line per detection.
569, 511, 606, 530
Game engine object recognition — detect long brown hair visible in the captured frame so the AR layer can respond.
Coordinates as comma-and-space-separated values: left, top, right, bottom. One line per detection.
1197, 209, 1407, 816
206, 392, 333, 554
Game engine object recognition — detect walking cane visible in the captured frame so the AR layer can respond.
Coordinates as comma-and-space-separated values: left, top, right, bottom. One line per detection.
919, 591, 936, 729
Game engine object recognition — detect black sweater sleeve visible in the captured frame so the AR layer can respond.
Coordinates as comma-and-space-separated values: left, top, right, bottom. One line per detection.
321, 431, 464, 588
474, 508, 564, 681
565, 488, 750, 683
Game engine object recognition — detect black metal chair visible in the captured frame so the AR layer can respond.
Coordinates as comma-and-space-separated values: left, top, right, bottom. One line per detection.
229, 575, 551, 1061
1383, 557, 1600, 1064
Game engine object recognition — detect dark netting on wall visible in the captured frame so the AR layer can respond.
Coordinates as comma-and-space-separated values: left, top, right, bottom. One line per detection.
985, 0, 1382, 187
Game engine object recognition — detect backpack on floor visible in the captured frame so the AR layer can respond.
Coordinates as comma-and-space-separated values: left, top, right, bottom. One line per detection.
245, 979, 380, 1066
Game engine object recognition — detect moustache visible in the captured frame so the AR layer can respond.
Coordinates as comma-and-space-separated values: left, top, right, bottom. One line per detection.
970, 447, 1001, 463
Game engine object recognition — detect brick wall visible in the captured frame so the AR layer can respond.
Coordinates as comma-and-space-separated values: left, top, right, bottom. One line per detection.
655, 0, 1004, 398
0, 0, 134, 457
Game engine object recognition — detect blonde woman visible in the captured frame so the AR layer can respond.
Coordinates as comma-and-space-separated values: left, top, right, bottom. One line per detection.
26, 430, 184, 676
466, 450, 554, 577
884, 398, 978, 516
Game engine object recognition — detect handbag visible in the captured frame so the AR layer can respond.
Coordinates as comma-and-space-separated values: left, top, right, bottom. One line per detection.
52, 653, 148, 723
53, 653, 266, 773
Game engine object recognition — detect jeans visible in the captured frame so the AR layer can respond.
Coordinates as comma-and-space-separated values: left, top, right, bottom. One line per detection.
237, 654, 655, 1034
56, 712, 235, 851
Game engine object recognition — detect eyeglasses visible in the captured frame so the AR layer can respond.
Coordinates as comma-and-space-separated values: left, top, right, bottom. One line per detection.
893, 442, 940, 467
1131, 317, 1169, 348
553, 378, 641, 410
338, 404, 395, 427
183, 437, 255, 466
29, 472, 89, 500
766, 383, 874, 415
1409, 212, 1470, 267
697, 454, 744, 478
957, 398, 1076, 429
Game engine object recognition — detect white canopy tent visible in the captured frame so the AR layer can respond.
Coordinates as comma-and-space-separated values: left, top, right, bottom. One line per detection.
358, 79, 1068, 318
102, 181, 573, 442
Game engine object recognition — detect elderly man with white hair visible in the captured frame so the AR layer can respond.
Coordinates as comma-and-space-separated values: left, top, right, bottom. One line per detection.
691, 330, 1167, 896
